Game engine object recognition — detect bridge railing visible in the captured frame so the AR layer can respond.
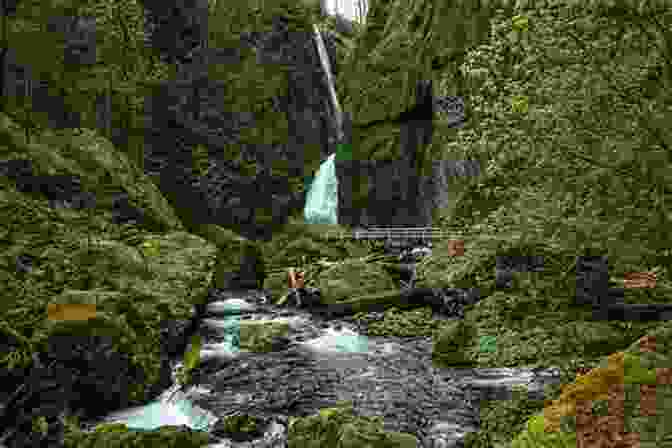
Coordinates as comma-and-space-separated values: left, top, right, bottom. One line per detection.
324, 227, 464, 241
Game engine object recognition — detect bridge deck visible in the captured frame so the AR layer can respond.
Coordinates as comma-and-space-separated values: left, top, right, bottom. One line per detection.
324, 227, 464, 240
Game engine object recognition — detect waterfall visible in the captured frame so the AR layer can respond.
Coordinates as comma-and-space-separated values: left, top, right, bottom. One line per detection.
312, 23, 344, 143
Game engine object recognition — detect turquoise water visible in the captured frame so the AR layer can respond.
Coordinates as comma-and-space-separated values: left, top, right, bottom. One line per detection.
100, 389, 217, 432
331, 332, 369, 353
304, 327, 369, 353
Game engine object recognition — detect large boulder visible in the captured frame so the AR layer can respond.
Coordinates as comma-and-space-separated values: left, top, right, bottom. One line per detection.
432, 319, 478, 367
313, 259, 397, 304
287, 402, 418, 448
238, 320, 291, 353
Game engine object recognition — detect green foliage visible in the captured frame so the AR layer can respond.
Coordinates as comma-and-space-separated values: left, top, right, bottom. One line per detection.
32, 416, 49, 437
314, 258, 397, 303
464, 385, 547, 448
355, 306, 447, 337
175, 334, 202, 387
288, 401, 416, 448
217, 414, 264, 438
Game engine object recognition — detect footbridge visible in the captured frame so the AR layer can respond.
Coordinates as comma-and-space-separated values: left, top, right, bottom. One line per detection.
324, 227, 463, 242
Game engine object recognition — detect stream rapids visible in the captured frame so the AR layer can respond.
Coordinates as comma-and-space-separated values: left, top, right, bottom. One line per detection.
86, 288, 563, 448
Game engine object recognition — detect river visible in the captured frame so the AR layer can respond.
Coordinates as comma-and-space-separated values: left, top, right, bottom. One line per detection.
81, 286, 563, 448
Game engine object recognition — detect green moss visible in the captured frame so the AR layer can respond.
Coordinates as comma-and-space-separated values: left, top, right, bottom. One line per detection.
176, 333, 203, 387
355, 306, 447, 337
238, 320, 290, 353
314, 259, 396, 303
217, 415, 265, 440
1, 113, 218, 411
65, 425, 211, 448
93, 423, 129, 434
432, 318, 478, 367
288, 402, 418, 448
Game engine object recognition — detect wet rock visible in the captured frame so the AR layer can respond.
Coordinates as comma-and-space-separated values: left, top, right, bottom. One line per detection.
285, 287, 323, 309
190, 346, 325, 420
14, 254, 34, 275
436, 288, 481, 319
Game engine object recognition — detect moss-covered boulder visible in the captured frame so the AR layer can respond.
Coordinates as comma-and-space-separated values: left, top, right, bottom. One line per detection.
260, 219, 366, 270
238, 320, 291, 353
64, 423, 211, 448
432, 319, 478, 367
356, 305, 447, 338
313, 258, 396, 304
211, 414, 268, 442
0, 167, 217, 446
288, 402, 418, 448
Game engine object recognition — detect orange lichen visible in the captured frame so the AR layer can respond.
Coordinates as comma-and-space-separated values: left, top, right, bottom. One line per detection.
47, 303, 98, 322
544, 351, 626, 432
541, 334, 672, 448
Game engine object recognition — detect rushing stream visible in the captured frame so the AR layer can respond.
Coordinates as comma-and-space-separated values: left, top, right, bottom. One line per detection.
83, 287, 563, 448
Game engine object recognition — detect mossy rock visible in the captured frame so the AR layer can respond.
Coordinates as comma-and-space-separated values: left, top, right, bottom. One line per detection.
260, 218, 368, 269
432, 319, 478, 367
285, 236, 344, 260
511, 348, 672, 448
238, 320, 290, 353
288, 402, 418, 448
66, 424, 210, 448
510, 413, 576, 448
314, 259, 396, 304
552, 321, 637, 359
27, 230, 216, 404
624, 324, 672, 365
358, 306, 446, 338
213, 414, 266, 442
40, 314, 135, 347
